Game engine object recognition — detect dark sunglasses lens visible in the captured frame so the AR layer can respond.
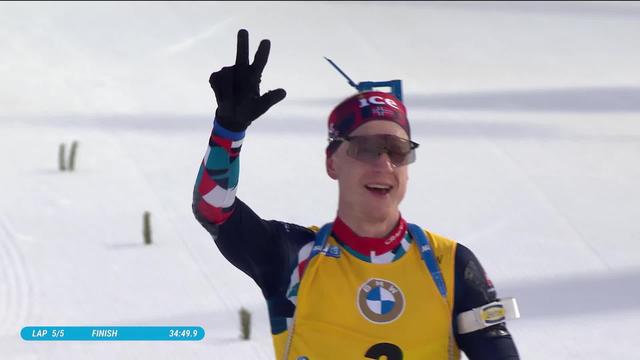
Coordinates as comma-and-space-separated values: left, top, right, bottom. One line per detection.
390, 148, 415, 165
387, 137, 416, 165
347, 135, 416, 166
347, 137, 384, 163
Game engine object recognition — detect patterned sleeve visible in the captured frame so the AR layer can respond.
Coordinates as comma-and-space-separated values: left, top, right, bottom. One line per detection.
193, 119, 244, 224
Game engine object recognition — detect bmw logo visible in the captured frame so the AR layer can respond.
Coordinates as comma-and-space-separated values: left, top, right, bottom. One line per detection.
357, 278, 405, 323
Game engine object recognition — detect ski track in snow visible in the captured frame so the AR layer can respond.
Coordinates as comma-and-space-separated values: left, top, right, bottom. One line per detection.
0, 213, 34, 336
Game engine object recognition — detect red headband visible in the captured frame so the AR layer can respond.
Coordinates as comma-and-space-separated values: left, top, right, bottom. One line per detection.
326, 91, 410, 156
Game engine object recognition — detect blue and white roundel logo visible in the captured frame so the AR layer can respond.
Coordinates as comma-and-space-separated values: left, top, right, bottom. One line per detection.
366, 286, 396, 315
357, 279, 405, 323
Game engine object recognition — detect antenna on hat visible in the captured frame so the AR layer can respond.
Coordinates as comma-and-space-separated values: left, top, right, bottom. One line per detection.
324, 57, 359, 90
324, 57, 404, 101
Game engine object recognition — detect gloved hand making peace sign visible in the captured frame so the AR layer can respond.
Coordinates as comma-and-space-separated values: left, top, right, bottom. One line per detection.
209, 29, 287, 132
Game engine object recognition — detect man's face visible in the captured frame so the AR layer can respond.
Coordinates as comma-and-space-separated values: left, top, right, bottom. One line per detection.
327, 120, 410, 222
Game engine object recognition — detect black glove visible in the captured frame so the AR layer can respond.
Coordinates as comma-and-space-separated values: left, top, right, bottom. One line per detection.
209, 29, 287, 132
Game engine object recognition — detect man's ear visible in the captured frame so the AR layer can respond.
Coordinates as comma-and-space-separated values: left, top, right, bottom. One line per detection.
326, 156, 338, 180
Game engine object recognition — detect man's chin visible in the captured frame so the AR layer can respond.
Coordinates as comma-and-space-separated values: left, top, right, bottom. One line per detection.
359, 205, 398, 223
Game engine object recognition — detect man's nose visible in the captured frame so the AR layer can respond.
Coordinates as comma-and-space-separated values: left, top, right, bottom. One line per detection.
372, 151, 395, 171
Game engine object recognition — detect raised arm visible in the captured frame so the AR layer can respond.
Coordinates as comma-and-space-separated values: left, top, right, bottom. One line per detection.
192, 29, 293, 295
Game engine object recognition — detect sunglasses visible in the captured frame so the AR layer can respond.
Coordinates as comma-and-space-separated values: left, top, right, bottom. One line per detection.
329, 134, 419, 167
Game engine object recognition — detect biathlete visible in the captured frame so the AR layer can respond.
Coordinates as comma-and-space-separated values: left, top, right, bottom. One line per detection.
193, 29, 520, 360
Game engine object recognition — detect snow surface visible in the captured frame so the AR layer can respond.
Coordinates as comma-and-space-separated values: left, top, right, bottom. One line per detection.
1, 2, 640, 359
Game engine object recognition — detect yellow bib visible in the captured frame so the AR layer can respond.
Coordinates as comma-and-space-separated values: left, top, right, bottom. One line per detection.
273, 227, 461, 360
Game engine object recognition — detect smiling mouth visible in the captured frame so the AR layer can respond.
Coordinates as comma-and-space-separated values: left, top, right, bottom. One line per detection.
365, 184, 393, 195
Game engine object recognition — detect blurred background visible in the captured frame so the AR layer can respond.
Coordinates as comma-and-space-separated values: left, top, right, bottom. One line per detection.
1, 2, 639, 359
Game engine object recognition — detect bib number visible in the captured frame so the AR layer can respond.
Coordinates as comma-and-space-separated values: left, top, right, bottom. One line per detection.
365, 343, 403, 360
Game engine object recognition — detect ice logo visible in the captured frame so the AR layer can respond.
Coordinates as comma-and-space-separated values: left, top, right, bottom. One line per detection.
357, 278, 405, 323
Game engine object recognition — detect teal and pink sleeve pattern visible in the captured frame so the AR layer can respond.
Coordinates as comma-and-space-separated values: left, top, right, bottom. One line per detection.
194, 120, 244, 224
